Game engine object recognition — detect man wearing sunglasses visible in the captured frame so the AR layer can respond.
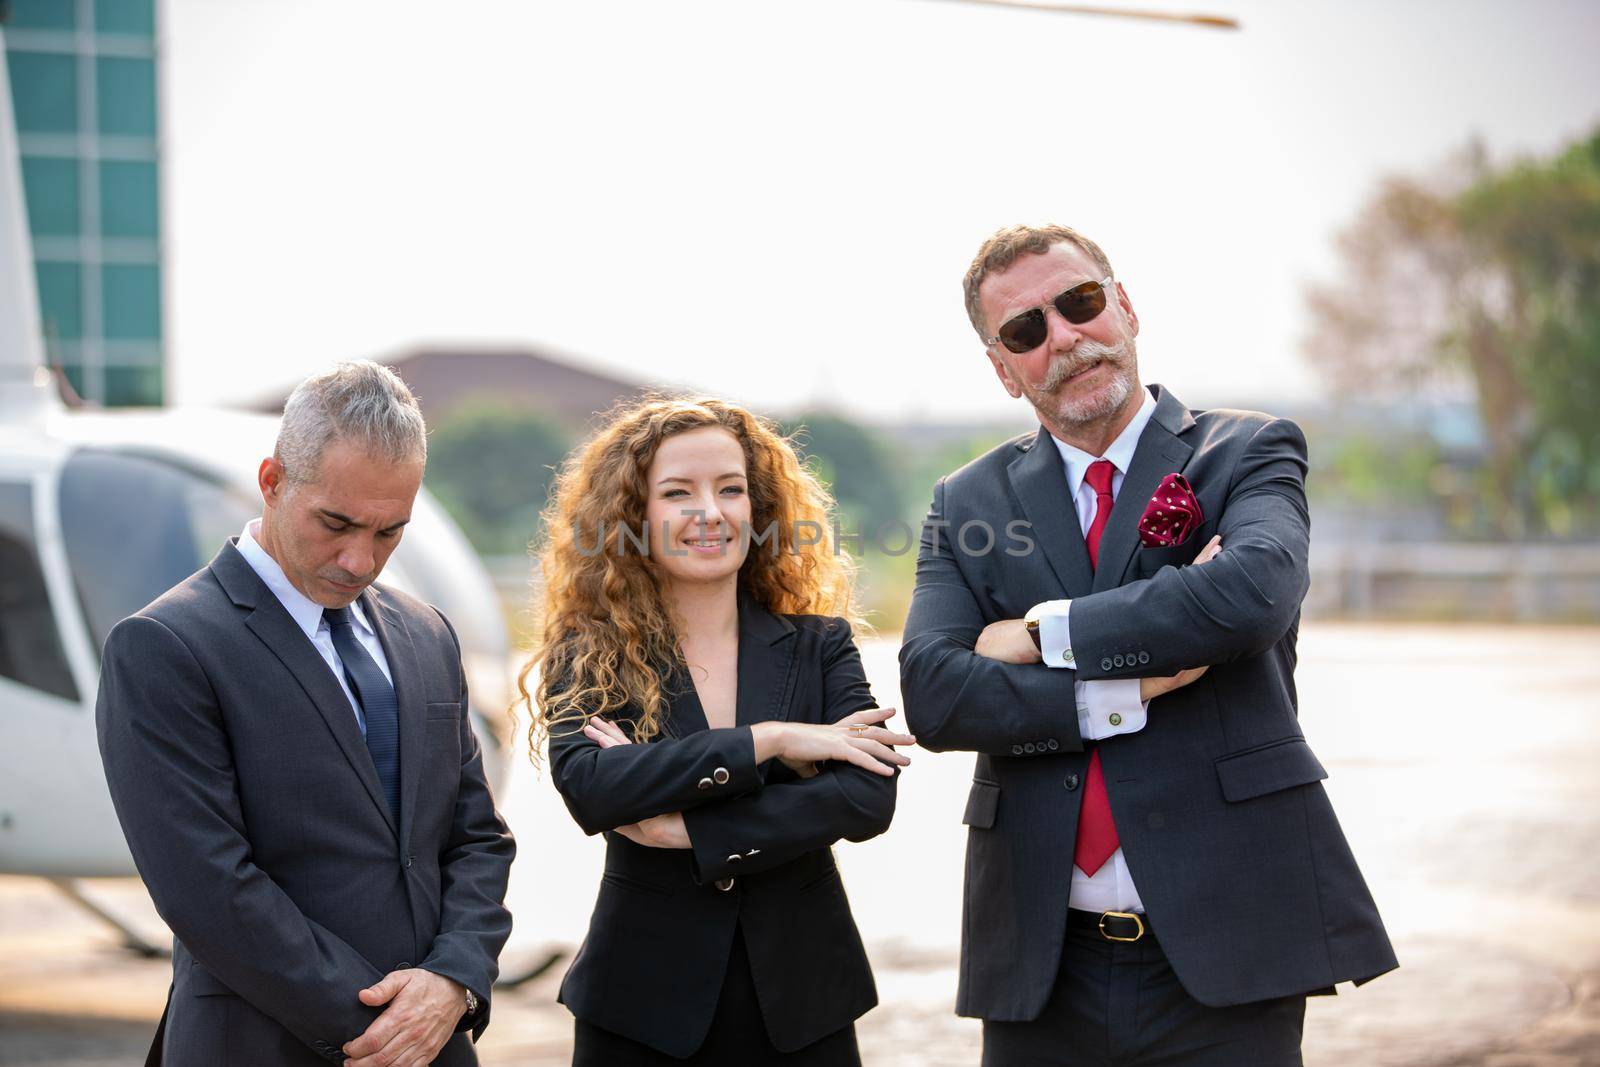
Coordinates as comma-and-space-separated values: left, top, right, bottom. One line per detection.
900, 225, 1395, 1065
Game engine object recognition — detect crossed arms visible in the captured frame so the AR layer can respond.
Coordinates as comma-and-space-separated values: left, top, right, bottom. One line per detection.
900, 418, 1310, 756
547, 624, 908, 885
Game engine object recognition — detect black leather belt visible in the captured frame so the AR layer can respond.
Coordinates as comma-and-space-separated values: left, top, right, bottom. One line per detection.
1069, 908, 1150, 942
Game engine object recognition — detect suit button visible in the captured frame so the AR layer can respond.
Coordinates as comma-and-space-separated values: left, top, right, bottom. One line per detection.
396, 960, 413, 970
726, 853, 742, 864
713, 767, 730, 785
1011, 744, 1023, 755
697, 777, 713, 790
1113, 654, 1125, 667
1101, 658, 1114, 671
1023, 742, 1036, 754
1109, 713, 1123, 727
403, 855, 413, 869
715, 878, 735, 891
1064, 773, 1080, 791
1138, 651, 1150, 665
1046, 739, 1059, 751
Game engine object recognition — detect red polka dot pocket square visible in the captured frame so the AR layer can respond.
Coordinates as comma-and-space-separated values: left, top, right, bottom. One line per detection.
1137, 473, 1204, 548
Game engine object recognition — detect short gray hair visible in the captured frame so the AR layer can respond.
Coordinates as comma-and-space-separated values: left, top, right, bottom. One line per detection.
963, 224, 1116, 340
274, 361, 427, 486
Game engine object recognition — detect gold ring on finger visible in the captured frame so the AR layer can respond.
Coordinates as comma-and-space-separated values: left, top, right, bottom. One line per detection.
847, 723, 870, 736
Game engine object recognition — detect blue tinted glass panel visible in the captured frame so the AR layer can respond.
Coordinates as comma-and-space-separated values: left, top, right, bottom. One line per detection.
8, 50, 77, 133
94, 0, 155, 35
36, 261, 83, 341
102, 264, 161, 340
96, 56, 156, 137
61, 362, 87, 400
99, 160, 158, 238
21, 156, 80, 236
6, 0, 77, 30
102, 365, 163, 407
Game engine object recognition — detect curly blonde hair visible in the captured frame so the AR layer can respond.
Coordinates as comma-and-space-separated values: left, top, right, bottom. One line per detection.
517, 395, 863, 756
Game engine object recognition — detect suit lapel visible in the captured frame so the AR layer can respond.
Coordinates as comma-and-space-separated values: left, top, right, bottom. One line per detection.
212, 543, 394, 834
1007, 428, 1095, 598
734, 592, 798, 728
364, 588, 423, 847
660, 593, 798, 747
664, 662, 710, 738
1092, 385, 1197, 593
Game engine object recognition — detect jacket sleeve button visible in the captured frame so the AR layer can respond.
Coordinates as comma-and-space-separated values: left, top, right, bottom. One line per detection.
712, 767, 730, 785
697, 777, 713, 790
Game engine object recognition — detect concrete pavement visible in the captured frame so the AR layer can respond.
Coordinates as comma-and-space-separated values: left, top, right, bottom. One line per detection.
4, 623, 1598, 1065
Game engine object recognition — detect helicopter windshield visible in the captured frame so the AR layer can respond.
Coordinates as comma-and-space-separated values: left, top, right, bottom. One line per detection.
59, 448, 258, 655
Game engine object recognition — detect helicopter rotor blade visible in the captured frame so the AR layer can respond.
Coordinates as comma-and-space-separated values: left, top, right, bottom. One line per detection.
918, 0, 1239, 30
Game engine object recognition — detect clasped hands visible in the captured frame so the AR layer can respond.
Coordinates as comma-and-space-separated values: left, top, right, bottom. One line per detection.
582, 707, 916, 849
341, 967, 468, 1067
974, 535, 1223, 699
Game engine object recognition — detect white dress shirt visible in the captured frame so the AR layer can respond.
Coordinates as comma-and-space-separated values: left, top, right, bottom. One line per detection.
1032, 387, 1158, 913
235, 519, 392, 735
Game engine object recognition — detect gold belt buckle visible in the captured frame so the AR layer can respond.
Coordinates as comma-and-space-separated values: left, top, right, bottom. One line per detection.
1098, 910, 1145, 942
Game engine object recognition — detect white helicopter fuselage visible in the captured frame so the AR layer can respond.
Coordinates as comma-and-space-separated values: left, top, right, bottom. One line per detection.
0, 406, 517, 877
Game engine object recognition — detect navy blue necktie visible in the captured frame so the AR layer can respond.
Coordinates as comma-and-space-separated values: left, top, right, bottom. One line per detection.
325, 606, 401, 825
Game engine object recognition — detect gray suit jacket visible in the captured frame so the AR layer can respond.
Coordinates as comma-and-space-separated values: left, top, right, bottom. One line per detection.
900, 384, 1396, 1021
96, 540, 515, 1065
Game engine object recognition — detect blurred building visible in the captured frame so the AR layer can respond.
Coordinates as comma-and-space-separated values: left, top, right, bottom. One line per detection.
251, 345, 653, 430
3, 0, 163, 406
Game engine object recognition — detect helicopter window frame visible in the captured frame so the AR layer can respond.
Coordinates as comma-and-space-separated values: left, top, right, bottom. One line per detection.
0, 478, 81, 702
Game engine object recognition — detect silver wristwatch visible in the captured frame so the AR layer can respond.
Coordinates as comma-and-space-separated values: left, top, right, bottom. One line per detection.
463, 986, 479, 1016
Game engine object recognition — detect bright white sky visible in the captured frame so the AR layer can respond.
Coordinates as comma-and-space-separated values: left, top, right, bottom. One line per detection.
163, 0, 1600, 422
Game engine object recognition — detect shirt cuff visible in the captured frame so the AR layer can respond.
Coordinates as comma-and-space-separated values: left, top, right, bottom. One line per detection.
1034, 599, 1075, 668
1075, 678, 1148, 741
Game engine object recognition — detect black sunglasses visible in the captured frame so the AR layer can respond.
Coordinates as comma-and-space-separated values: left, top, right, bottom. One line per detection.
986, 277, 1113, 354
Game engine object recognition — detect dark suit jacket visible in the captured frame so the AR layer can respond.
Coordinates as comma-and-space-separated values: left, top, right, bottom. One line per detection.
548, 596, 894, 1057
96, 540, 515, 1065
900, 384, 1397, 1021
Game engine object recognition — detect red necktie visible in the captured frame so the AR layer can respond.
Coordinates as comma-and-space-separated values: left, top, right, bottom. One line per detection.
1074, 459, 1119, 876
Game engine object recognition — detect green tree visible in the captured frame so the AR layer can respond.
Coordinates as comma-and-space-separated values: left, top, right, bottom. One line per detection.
1305, 129, 1600, 537
425, 401, 572, 554
781, 411, 909, 538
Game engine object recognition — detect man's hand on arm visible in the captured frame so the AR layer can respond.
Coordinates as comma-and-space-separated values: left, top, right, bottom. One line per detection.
343, 969, 469, 1066
971, 535, 1225, 693
975, 618, 1042, 664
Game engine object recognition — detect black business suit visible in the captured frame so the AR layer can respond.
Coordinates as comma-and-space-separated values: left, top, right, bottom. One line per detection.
900, 385, 1396, 1062
96, 541, 515, 1065
547, 595, 893, 1062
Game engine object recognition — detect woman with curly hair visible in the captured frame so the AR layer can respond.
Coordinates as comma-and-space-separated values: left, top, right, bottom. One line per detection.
519, 396, 914, 1066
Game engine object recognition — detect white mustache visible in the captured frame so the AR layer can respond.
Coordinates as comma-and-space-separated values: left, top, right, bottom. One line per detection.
1041, 339, 1130, 391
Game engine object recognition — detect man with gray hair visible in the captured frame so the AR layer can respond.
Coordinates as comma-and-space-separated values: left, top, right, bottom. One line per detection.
901, 226, 1395, 1064
97, 361, 515, 1066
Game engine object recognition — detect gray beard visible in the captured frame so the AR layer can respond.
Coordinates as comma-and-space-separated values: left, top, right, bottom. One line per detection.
1035, 337, 1139, 427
